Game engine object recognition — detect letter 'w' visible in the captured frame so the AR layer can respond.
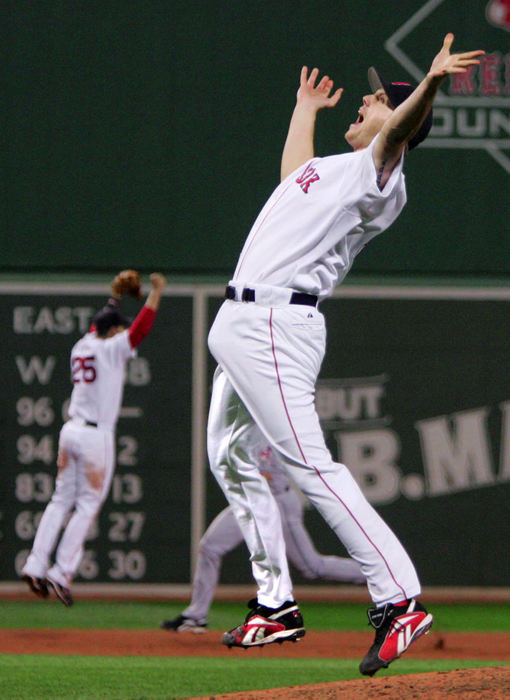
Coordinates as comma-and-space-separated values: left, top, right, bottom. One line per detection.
16, 356, 56, 385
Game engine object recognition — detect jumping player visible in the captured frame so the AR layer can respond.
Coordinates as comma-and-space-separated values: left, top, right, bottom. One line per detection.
206, 34, 484, 675
161, 427, 364, 633
21, 272, 166, 606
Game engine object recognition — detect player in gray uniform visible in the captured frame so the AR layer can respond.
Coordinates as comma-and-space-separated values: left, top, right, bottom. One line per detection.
206, 34, 483, 675
22, 273, 166, 606
161, 428, 364, 633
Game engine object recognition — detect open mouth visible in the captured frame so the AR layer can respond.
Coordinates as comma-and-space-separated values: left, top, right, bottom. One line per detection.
354, 110, 364, 125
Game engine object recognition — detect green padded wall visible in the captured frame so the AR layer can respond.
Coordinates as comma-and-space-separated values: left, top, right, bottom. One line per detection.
3, 1, 509, 275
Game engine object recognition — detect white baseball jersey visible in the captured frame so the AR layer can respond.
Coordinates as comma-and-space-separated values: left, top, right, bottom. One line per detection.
208, 132, 421, 609
68, 330, 136, 430
233, 134, 406, 300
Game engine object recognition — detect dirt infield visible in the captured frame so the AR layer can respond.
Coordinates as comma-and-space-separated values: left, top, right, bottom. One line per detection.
189, 667, 510, 700
3, 628, 510, 660
3, 628, 510, 699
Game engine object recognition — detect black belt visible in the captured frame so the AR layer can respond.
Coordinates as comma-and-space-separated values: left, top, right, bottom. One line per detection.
225, 285, 317, 307
85, 420, 97, 428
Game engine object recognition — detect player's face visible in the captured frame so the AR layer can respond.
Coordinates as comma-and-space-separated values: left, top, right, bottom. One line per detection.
344, 89, 394, 150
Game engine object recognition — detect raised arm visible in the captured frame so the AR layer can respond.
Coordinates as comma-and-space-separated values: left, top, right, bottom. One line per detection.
374, 33, 484, 180
129, 273, 166, 348
280, 67, 343, 181
143, 272, 166, 311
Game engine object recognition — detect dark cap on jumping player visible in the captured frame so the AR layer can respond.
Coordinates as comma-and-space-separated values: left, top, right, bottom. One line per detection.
93, 307, 131, 336
368, 67, 433, 150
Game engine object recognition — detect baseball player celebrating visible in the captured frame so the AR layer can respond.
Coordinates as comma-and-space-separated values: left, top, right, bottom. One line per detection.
22, 271, 166, 606
206, 34, 483, 675
161, 427, 364, 633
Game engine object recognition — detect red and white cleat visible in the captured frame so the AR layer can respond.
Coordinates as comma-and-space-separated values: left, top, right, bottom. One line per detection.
222, 598, 305, 648
359, 598, 433, 676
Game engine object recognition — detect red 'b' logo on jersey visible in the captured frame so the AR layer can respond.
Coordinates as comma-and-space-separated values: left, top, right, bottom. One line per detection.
486, 0, 510, 30
296, 163, 320, 193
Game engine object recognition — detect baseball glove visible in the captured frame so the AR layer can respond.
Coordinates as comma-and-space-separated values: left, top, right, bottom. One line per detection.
111, 269, 142, 299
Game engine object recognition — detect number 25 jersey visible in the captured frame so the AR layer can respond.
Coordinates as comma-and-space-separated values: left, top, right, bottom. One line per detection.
68, 330, 136, 431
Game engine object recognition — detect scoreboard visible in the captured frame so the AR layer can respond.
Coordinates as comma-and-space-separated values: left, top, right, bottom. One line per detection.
2, 282, 510, 588
0, 288, 194, 584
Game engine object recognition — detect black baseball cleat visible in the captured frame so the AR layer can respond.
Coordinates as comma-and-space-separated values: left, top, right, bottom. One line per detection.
46, 576, 74, 607
22, 574, 49, 599
359, 598, 433, 676
222, 598, 305, 648
160, 614, 208, 633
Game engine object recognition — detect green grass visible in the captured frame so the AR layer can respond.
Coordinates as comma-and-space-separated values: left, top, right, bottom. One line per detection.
1, 600, 510, 632
0, 655, 508, 700
1, 600, 509, 699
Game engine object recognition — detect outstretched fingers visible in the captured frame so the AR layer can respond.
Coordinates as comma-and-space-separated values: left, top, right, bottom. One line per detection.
317, 74, 331, 92
440, 33, 484, 59
316, 75, 343, 106
459, 49, 486, 59
431, 34, 485, 78
307, 67, 320, 87
328, 87, 344, 107
452, 50, 485, 73
442, 32, 484, 62
300, 66, 334, 88
298, 65, 343, 106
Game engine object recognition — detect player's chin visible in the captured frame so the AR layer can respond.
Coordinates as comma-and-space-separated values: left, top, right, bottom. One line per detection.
344, 125, 358, 148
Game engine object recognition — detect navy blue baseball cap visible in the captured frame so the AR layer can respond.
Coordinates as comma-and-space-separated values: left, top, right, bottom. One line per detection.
368, 67, 433, 150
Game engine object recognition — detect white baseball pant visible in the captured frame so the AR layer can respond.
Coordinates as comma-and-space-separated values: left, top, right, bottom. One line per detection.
22, 419, 115, 587
207, 294, 421, 608
183, 487, 364, 622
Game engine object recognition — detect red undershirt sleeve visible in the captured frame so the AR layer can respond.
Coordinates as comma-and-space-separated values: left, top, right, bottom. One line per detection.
128, 305, 156, 348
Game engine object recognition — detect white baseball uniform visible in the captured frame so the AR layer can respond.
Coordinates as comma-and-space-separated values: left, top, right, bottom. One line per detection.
207, 133, 421, 609
23, 305, 156, 589
183, 431, 364, 623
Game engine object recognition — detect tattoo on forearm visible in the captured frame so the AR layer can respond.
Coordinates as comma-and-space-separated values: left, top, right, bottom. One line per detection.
376, 159, 387, 189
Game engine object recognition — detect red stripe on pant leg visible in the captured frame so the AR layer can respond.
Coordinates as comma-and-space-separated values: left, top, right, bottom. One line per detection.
268, 308, 408, 601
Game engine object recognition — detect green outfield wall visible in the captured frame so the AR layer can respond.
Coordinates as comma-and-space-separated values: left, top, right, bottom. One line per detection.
1, 282, 510, 587
3, 0, 510, 276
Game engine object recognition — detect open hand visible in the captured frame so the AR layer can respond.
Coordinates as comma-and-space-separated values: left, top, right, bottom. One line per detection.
296, 66, 343, 111
428, 33, 484, 80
